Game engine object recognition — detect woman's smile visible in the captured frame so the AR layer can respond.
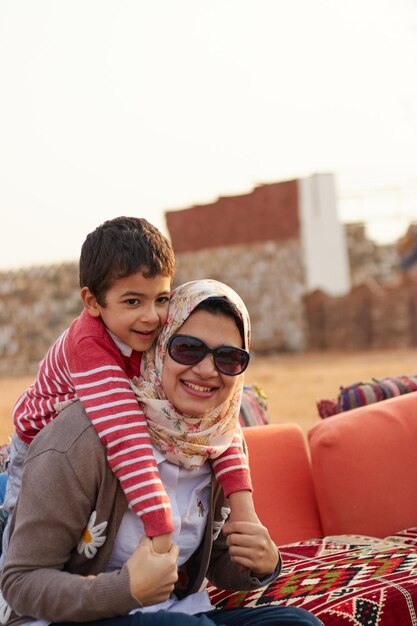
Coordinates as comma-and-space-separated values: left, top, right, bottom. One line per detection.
180, 379, 218, 395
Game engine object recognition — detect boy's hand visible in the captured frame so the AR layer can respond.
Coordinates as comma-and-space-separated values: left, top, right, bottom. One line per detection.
127, 536, 179, 605
152, 532, 173, 554
222, 520, 279, 578
227, 490, 260, 571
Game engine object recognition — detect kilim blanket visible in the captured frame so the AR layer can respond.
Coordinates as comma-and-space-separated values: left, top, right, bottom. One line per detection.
238, 384, 270, 427
208, 529, 417, 626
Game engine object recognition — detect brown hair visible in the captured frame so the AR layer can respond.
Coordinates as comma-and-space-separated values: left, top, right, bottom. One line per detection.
79, 216, 175, 305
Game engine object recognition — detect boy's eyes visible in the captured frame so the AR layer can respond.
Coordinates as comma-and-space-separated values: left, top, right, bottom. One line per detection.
125, 298, 140, 306
123, 296, 170, 306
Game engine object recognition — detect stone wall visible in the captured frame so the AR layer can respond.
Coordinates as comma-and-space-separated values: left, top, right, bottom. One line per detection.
0, 240, 306, 378
0, 263, 81, 376
345, 223, 399, 286
173, 238, 307, 352
304, 275, 417, 351
0, 220, 412, 378
166, 175, 348, 353
304, 223, 413, 352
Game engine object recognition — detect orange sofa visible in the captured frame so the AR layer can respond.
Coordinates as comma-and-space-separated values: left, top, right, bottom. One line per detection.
209, 392, 417, 625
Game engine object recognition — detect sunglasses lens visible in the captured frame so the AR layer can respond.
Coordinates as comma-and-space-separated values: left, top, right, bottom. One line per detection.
214, 347, 249, 375
168, 336, 206, 365
168, 335, 249, 376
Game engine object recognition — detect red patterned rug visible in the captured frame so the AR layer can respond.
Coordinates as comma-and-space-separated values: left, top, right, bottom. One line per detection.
208, 530, 417, 625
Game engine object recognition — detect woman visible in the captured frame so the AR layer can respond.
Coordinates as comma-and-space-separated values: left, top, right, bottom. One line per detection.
1, 280, 322, 626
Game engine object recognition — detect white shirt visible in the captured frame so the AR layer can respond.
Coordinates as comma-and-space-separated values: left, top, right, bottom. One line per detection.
107, 446, 215, 615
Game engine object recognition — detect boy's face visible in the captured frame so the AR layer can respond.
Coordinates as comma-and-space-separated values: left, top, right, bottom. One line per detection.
83, 271, 171, 352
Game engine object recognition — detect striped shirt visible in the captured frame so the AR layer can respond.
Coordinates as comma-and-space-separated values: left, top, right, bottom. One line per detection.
13, 310, 173, 535
13, 310, 251, 536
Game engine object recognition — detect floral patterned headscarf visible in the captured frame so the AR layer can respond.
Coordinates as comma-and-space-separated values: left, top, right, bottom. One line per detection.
130, 279, 251, 469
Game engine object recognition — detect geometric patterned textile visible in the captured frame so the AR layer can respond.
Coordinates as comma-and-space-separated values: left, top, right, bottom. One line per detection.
208, 529, 417, 626
317, 376, 417, 418
238, 384, 270, 427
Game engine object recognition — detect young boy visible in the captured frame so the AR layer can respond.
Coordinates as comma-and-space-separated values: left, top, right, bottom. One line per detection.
5, 217, 175, 555
4, 216, 255, 559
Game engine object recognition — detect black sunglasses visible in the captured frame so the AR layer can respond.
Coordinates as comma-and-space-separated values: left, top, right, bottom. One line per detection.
167, 334, 250, 376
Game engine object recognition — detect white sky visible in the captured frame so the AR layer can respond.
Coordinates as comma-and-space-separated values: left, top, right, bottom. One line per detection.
1, 0, 417, 270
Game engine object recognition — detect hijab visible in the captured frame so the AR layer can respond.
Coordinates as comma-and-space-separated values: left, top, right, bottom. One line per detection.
130, 279, 250, 469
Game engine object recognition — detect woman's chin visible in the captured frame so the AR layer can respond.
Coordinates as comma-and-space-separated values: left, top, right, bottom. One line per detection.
176, 400, 216, 418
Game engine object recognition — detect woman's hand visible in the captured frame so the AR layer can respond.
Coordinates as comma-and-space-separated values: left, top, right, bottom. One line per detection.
222, 520, 279, 578
126, 536, 179, 605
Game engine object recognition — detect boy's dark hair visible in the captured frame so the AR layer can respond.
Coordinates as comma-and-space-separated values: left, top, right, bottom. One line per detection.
193, 297, 245, 347
79, 216, 175, 305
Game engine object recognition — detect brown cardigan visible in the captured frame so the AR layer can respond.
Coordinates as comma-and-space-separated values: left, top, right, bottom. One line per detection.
1, 401, 280, 625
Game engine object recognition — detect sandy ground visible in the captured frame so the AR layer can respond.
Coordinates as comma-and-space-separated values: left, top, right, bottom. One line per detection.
1, 347, 416, 443
244, 347, 417, 433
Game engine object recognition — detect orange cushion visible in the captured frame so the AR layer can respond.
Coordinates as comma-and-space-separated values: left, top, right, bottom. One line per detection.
308, 391, 417, 538
243, 424, 323, 545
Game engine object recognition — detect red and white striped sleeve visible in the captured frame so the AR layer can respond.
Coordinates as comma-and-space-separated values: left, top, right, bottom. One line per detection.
13, 328, 78, 442
210, 426, 252, 496
67, 332, 174, 536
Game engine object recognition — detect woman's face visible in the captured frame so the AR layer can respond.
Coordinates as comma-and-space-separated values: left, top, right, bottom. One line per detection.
162, 309, 243, 417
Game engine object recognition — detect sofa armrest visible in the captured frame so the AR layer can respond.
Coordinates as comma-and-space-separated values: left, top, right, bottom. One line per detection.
243, 424, 323, 545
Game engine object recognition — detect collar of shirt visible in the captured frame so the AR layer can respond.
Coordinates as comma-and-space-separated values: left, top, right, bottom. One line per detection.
106, 328, 133, 357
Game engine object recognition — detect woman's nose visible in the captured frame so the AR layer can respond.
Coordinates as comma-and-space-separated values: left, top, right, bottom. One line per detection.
192, 353, 218, 377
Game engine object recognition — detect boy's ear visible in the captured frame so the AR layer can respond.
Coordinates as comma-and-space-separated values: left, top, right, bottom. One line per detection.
81, 287, 102, 317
